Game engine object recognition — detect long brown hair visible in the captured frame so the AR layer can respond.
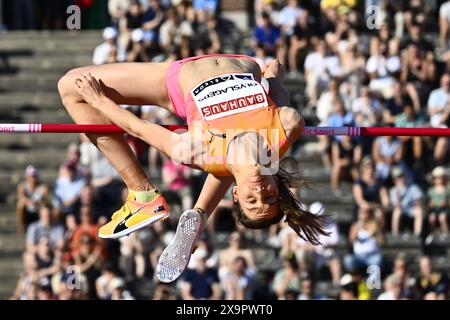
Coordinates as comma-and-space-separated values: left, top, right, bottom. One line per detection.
233, 158, 330, 245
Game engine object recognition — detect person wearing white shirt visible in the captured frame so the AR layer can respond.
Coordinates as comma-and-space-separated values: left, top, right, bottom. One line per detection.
279, 202, 342, 285
277, 0, 302, 35
440, 1, 450, 49
427, 73, 450, 128
108, 0, 131, 25
377, 274, 402, 300
304, 40, 329, 105
351, 86, 380, 127
159, 7, 193, 51
427, 74, 450, 163
93, 27, 119, 65
316, 79, 340, 126
366, 40, 396, 98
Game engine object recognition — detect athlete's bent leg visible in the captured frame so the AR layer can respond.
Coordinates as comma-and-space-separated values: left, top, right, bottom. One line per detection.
57, 62, 172, 191
57, 62, 173, 239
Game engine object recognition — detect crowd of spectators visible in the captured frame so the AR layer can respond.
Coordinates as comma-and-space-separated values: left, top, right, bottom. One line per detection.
7, 0, 450, 300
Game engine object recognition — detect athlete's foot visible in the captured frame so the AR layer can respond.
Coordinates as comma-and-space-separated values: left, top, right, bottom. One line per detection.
98, 190, 170, 239
156, 209, 204, 283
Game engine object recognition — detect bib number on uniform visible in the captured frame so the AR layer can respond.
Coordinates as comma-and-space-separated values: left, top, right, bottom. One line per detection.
191, 73, 268, 121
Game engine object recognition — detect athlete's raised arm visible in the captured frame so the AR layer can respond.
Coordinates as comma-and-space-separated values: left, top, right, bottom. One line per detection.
194, 174, 234, 218
262, 59, 291, 107
262, 60, 304, 145
279, 106, 305, 145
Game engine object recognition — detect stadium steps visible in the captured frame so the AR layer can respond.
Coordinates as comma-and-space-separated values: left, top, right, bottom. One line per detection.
0, 78, 62, 92
0, 133, 78, 150
0, 56, 93, 72
0, 259, 24, 274
0, 111, 72, 125
0, 92, 65, 107
0, 168, 59, 190
0, 207, 19, 235
0, 30, 102, 39
0, 31, 102, 48
0, 276, 21, 299
0, 149, 75, 169
381, 233, 423, 261
0, 236, 25, 257
0, 31, 96, 298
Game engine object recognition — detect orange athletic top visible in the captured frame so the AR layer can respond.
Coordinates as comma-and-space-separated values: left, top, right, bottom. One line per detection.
186, 73, 289, 176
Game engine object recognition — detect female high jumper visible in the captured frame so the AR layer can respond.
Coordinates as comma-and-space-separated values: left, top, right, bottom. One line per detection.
57, 54, 328, 282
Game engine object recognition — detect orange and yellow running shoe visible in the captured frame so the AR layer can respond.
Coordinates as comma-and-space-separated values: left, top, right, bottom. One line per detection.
98, 191, 170, 239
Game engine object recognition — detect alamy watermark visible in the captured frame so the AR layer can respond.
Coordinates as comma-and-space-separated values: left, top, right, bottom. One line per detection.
65, 265, 82, 290
66, 5, 81, 30
366, 5, 382, 30
366, 265, 382, 290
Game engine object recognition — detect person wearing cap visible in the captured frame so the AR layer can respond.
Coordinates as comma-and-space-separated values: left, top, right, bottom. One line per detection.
16, 165, 49, 235
390, 166, 424, 236
127, 28, 151, 62
93, 27, 119, 65
338, 273, 358, 300
427, 166, 449, 235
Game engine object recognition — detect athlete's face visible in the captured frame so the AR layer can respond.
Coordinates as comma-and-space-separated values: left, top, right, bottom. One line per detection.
233, 174, 280, 221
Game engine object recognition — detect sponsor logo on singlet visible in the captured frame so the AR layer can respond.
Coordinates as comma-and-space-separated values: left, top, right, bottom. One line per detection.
191, 73, 268, 121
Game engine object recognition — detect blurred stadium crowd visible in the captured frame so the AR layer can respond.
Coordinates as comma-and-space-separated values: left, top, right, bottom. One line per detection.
4, 0, 450, 300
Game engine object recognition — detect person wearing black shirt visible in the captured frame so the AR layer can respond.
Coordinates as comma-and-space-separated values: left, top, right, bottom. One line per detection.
181, 256, 221, 300
383, 81, 414, 125
288, 10, 317, 73
123, 1, 144, 31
